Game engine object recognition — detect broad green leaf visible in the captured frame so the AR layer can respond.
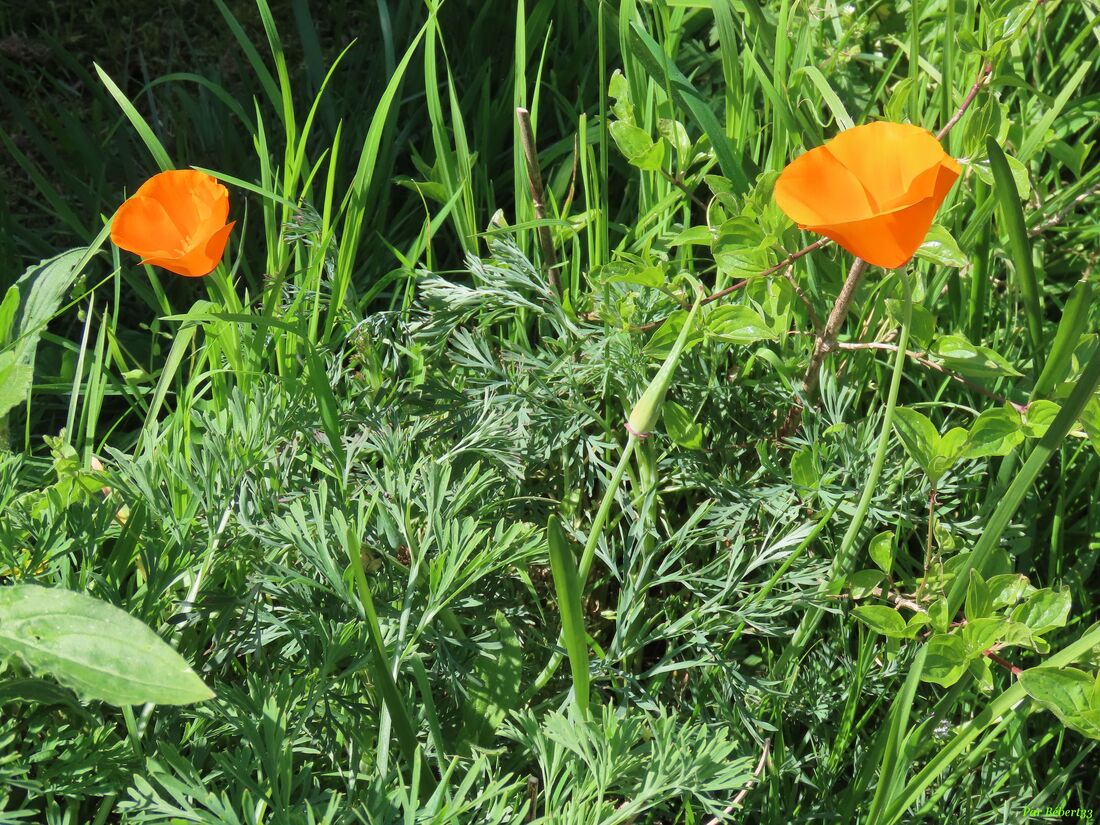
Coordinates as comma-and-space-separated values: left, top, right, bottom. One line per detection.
915, 224, 967, 268
1022, 400, 1060, 438
922, 634, 971, 687
663, 400, 703, 450
608, 69, 633, 123
10, 248, 88, 369
707, 305, 777, 345
869, 531, 894, 576
1011, 588, 1071, 635
852, 605, 907, 638
668, 226, 713, 247
657, 118, 691, 162
849, 569, 885, 599
602, 261, 666, 289
965, 570, 992, 622
711, 218, 771, 279
960, 617, 1004, 655
609, 121, 666, 171
892, 407, 940, 476
886, 300, 935, 348
997, 620, 1047, 653
0, 585, 214, 706
928, 598, 950, 634
1080, 396, 1100, 457
964, 406, 1024, 459
928, 426, 969, 481
0, 352, 34, 420
791, 448, 817, 490
1019, 667, 1095, 728
987, 573, 1031, 608
905, 613, 932, 638
647, 309, 704, 358
0, 286, 18, 347
970, 151, 1031, 199
967, 656, 994, 692
930, 334, 1022, 379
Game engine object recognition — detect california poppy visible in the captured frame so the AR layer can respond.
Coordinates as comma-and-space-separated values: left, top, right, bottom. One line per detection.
774, 122, 960, 269
111, 170, 235, 278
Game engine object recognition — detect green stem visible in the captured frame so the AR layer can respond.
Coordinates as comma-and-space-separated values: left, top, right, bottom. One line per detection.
528, 435, 637, 699
778, 268, 913, 678
528, 288, 704, 700
346, 527, 432, 786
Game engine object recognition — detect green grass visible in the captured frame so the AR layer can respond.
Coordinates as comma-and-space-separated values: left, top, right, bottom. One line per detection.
2, 0, 1100, 822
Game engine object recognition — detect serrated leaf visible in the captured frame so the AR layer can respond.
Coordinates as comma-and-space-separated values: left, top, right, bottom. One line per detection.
922, 634, 971, 687
915, 224, 968, 268
852, 605, 907, 638
707, 305, 777, 345
0, 585, 214, 706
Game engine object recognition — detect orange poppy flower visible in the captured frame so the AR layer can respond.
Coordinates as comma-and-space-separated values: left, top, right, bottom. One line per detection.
774, 122, 961, 269
111, 170, 235, 278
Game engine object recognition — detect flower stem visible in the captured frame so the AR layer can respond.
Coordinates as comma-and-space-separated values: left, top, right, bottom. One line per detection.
779, 257, 869, 437
777, 268, 913, 678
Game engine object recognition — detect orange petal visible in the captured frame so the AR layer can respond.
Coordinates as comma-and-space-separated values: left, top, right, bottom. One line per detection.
824, 122, 948, 211
805, 212, 913, 269
111, 195, 187, 258
805, 161, 959, 268
774, 142, 877, 226
775, 122, 961, 268
134, 170, 227, 238
142, 221, 235, 278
